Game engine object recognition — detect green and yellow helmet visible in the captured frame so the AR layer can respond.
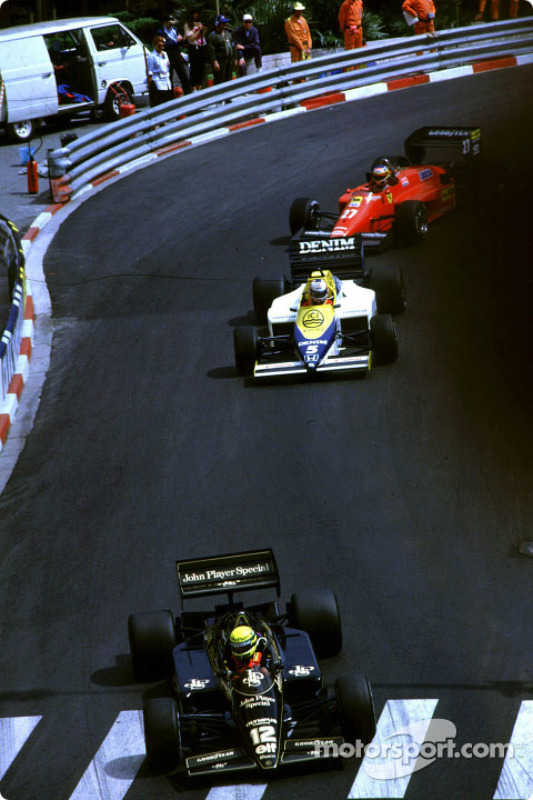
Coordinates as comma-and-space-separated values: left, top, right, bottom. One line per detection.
230, 625, 258, 660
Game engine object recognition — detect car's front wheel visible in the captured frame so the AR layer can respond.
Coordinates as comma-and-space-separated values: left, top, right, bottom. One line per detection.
234, 325, 258, 377
144, 697, 181, 773
252, 276, 286, 324
289, 589, 342, 658
335, 673, 376, 745
368, 263, 406, 315
128, 609, 176, 681
371, 314, 399, 365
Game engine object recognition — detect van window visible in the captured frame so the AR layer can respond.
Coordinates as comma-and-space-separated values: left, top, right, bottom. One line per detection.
89, 24, 136, 52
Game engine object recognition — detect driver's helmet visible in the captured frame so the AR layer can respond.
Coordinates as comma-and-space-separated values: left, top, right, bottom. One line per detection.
309, 278, 329, 304
372, 163, 392, 188
230, 625, 258, 660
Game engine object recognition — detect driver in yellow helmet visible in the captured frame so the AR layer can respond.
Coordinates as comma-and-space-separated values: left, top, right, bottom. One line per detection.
229, 624, 267, 674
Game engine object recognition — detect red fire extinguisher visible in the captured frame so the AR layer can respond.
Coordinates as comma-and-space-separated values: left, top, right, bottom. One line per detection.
27, 146, 38, 194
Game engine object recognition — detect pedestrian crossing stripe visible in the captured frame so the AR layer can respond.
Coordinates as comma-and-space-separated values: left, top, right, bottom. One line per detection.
2, 701, 533, 799
493, 701, 533, 800
0, 715, 41, 781
348, 699, 439, 798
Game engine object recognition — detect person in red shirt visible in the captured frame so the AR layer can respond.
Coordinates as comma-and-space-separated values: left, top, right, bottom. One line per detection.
402, 0, 436, 35
338, 0, 364, 50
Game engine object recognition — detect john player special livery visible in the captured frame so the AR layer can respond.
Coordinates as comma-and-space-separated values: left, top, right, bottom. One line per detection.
288, 126, 481, 249
233, 232, 405, 378
128, 549, 376, 776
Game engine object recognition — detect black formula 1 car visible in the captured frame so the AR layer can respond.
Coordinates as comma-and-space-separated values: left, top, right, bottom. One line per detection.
128, 549, 376, 776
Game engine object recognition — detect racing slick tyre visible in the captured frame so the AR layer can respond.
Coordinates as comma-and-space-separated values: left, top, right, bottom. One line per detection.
289, 197, 320, 235
143, 697, 181, 773
371, 314, 399, 365
289, 589, 342, 658
394, 200, 428, 246
252, 276, 286, 324
234, 325, 258, 377
335, 673, 376, 745
128, 609, 176, 681
368, 263, 406, 315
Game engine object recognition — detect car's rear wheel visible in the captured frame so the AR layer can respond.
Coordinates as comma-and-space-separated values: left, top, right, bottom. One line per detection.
368, 263, 406, 315
143, 697, 181, 773
289, 197, 320, 235
128, 610, 176, 681
252, 276, 286, 324
394, 200, 428, 245
335, 673, 376, 745
234, 325, 258, 377
371, 314, 398, 365
289, 589, 342, 658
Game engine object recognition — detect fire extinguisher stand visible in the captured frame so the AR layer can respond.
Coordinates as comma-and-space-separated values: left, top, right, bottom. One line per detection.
27, 142, 39, 194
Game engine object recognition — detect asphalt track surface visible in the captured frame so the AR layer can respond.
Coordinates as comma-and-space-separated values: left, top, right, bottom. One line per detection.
0, 66, 532, 800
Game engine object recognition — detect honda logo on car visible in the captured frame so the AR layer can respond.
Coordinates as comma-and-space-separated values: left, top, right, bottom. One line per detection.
182, 563, 270, 583
298, 237, 355, 252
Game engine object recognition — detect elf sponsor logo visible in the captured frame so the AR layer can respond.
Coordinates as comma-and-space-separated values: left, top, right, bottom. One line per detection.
249, 724, 277, 757
298, 237, 356, 253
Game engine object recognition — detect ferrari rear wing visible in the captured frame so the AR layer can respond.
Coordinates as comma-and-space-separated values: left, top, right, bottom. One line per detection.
289, 232, 366, 285
176, 549, 280, 603
404, 126, 481, 164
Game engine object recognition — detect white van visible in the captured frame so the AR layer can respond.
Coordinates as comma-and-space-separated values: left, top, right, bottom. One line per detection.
0, 17, 150, 141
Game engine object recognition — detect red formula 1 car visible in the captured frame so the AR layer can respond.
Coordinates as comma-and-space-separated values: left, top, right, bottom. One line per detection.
289, 127, 481, 249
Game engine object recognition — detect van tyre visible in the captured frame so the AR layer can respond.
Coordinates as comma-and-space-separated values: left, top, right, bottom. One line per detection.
335, 673, 376, 745
105, 83, 130, 121
289, 589, 342, 658
8, 120, 35, 142
128, 609, 176, 681
371, 314, 398, 364
143, 697, 181, 773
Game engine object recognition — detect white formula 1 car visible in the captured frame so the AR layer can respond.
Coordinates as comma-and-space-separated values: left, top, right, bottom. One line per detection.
234, 234, 404, 379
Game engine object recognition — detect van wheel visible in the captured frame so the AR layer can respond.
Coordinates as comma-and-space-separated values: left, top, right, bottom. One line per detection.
8, 120, 35, 142
105, 84, 130, 121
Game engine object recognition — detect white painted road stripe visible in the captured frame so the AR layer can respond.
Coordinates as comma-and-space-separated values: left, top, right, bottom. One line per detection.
206, 784, 268, 800
68, 710, 145, 800
0, 716, 42, 780
349, 699, 439, 798
493, 701, 533, 800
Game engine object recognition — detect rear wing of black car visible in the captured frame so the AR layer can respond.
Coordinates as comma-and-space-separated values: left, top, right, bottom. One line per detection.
289, 232, 366, 285
404, 126, 481, 164
176, 549, 280, 603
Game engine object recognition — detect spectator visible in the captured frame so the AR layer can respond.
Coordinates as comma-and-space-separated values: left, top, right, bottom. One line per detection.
158, 13, 192, 94
147, 35, 173, 107
184, 8, 208, 90
207, 14, 236, 85
284, 2, 312, 62
402, 0, 437, 35
339, 0, 364, 49
474, 0, 518, 20
233, 14, 263, 76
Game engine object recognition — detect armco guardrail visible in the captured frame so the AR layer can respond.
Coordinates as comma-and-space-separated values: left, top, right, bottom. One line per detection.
48, 18, 533, 198
0, 215, 25, 402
